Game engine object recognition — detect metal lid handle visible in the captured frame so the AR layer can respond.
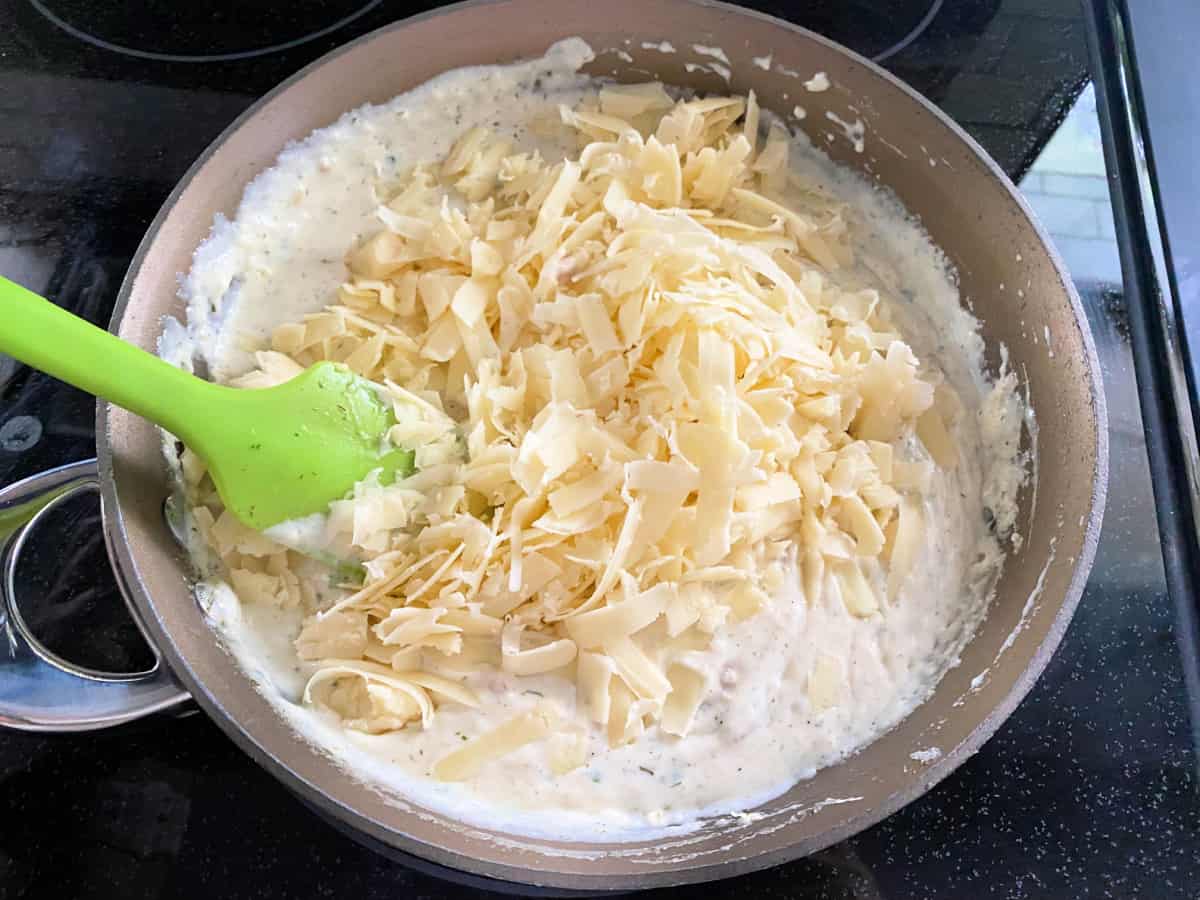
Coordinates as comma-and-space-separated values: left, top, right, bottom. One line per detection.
0, 459, 190, 731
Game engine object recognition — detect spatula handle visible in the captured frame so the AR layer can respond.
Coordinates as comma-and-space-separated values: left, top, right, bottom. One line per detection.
0, 275, 210, 441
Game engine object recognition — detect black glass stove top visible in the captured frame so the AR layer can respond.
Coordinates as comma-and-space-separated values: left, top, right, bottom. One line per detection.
1, 1, 1197, 897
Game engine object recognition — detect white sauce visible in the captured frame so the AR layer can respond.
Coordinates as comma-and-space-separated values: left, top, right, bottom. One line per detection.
825, 110, 865, 154
684, 61, 732, 82
691, 44, 731, 65
173, 40, 1028, 841
804, 72, 831, 92
877, 134, 909, 159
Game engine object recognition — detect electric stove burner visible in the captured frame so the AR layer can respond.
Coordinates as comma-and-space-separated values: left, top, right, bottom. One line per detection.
745, 0, 944, 62
29, 0, 384, 63
872, 0, 943, 61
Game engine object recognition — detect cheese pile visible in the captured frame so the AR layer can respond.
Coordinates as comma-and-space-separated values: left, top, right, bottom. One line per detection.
188, 85, 960, 775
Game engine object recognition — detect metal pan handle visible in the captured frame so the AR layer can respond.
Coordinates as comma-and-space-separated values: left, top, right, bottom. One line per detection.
0, 459, 190, 731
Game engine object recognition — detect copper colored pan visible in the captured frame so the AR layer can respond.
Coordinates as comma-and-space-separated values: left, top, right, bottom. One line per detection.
0, 0, 1106, 890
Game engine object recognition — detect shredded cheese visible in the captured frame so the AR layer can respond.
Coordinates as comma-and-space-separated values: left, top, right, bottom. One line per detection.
190, 87, 954, 774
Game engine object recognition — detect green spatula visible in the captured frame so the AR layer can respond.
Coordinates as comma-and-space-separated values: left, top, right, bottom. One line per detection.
0, 275, 414, 531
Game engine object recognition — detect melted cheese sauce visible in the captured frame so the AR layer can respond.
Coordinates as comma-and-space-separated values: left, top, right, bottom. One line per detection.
173, 39, 1027, 841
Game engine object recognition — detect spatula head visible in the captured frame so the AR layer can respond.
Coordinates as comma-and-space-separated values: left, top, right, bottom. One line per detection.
203, 361, 414, 530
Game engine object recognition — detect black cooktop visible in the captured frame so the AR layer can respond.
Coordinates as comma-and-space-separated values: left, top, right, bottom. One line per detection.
1, 1, 1197, 898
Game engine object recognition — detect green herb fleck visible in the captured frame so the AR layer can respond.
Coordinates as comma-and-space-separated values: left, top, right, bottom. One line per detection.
332, 561, 366, 587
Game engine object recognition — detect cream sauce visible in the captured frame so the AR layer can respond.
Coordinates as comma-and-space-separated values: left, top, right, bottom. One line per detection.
804, 71, 831, 92
173, 39, 1027, 841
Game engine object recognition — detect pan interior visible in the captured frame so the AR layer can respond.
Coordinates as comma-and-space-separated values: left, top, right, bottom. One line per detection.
99, 0, 1105, 889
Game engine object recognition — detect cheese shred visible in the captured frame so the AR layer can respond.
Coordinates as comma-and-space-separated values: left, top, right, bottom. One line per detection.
189, 88, 953, 777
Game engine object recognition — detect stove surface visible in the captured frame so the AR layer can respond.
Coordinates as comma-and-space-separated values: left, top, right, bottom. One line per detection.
1, 1, 1196, 898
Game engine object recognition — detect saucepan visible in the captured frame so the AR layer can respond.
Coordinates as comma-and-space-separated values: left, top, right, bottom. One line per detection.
0, 0, 1107, 890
